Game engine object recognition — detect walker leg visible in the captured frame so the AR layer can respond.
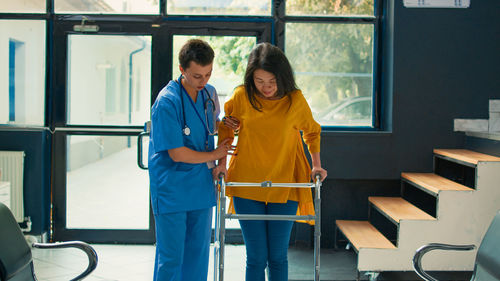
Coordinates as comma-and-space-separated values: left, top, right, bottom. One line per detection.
314, 176, 321, 281
218, 192, 226, 281
213, 192, 220, 281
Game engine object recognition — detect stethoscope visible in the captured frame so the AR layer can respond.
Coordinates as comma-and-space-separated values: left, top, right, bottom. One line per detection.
176, 75, 217, 138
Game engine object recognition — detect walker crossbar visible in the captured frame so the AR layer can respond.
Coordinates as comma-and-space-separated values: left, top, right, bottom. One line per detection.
214, 175, 322, 281
226, 181, 315, 188
226, 214, 316, 221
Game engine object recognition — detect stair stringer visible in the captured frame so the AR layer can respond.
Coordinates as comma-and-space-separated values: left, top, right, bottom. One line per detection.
357, 161, 500, 272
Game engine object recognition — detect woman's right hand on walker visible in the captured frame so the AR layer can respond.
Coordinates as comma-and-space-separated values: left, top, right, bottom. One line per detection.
213, 138, 237, 159
311, 167, 327, 182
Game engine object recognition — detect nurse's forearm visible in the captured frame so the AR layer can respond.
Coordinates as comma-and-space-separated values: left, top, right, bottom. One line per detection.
168, 146, 218, 164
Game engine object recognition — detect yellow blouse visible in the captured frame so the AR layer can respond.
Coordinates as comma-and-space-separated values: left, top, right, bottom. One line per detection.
218, 86, 321, 220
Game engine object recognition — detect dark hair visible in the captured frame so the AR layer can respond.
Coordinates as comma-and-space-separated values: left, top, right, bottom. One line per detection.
178, 39, 215, 70
244, 42, 298, 111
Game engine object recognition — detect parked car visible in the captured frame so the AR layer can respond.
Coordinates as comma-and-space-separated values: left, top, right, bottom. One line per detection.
317, 96, 372, 126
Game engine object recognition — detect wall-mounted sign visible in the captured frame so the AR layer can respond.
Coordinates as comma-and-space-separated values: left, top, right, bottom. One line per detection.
403, 0, 470, 8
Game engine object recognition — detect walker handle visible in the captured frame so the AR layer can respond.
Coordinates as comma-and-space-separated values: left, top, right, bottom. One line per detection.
314, 173, 322, 184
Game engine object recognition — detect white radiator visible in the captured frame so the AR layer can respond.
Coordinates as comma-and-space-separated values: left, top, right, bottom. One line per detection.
0, 151, 25, 222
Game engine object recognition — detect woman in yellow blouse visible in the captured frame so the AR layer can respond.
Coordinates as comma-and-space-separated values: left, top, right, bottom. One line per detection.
217, 42, 327, 281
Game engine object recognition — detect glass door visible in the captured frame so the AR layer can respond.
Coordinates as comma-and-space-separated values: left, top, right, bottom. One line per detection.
52, 23, 155, 242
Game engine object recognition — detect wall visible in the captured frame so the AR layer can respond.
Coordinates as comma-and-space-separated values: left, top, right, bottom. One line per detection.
0, 129, 51, 237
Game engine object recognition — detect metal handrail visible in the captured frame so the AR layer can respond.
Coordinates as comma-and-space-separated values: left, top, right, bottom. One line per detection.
412, 243, 475, 281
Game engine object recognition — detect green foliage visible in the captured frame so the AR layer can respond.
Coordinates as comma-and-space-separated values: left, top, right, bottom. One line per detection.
285, 0, 374, 119
208, 36, 255, 76
287, 0, 374, 16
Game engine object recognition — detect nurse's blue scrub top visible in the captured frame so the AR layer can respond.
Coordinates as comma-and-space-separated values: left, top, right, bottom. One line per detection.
148, 80, 220, 215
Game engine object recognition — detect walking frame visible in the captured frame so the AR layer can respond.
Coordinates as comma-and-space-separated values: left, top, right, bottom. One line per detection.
213, 175, 322, 281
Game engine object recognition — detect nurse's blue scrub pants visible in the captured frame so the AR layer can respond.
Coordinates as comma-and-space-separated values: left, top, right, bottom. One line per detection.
233, 197, 298, 281
153, 207, 212, 281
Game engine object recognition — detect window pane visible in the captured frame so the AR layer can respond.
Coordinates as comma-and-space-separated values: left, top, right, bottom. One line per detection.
0, 0, 45, 13
285, 23, 374, 126
66, 135, 150, 229
286, 0, 374, 17
67, 35, 151, 126
0, 20, 46, 126
172, 35, 256, 118
55, 0, 158, 14
167, 0, 271, 16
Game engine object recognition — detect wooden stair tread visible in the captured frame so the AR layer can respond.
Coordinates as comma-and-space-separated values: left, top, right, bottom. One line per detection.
336, 220, 396, 251
434, 149, 500, 165
369, 197, 436, 223
401, 172, 473, 195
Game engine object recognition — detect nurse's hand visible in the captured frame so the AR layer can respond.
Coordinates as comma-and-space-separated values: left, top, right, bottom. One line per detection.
212, 164, 227, 180
222, 116, 241, 132
212, 138, 236, 159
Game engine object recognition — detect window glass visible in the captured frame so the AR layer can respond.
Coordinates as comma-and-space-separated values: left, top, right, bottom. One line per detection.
172, 35, 256, 118
0, 0, 45, 13
286, 0, 374, 17
66, 135, 149, 229
0, 20, 46, 126
67, 35, 151, 126
167, 0, 271, 16
55, 0, 158, 14
285, 22, 373, 126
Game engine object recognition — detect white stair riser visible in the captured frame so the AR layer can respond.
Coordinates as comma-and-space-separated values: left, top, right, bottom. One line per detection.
357, 161, 500, 271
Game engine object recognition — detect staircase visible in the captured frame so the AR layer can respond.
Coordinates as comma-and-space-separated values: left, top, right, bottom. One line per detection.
336, 149, 500, 275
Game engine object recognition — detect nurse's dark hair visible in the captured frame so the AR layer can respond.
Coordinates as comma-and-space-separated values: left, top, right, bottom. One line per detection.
178, 39, 215, 70
244, 42, 298, 111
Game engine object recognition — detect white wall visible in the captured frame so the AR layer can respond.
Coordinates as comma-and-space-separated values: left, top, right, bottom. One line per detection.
0, 20, 46, 126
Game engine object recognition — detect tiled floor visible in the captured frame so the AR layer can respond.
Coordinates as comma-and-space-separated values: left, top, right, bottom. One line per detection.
31, 243, 473, 281
31, 244, 360, 281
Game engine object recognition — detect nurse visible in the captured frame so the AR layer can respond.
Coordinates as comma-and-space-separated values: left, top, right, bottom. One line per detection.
148, 39, 233, 281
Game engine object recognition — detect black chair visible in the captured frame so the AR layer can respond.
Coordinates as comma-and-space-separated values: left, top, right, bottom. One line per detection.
0, 202, 98, 281
413, 210, 500, 281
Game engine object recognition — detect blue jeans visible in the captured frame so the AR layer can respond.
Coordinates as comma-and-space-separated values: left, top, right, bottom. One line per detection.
153, 208, 212, 281
233, 197, 298, 281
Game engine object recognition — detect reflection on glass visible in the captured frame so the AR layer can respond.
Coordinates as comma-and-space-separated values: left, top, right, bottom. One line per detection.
55, 0, 158, 14
0, 0, 45, 13
167, 0, 271, 16
0, 20, 45, 126
286, 0, 374, 17
67, 35, 151, 126
172, 35, 256, 118
66, 135, 150, 229
285, 22, 373, 126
